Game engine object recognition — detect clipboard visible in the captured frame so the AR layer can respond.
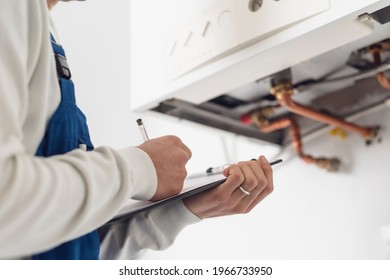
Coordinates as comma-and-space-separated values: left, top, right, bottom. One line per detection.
107, 173, 227, 225
106, 159, 282, 225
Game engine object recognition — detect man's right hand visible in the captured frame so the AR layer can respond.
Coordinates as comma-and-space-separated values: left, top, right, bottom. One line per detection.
138, 135, 192, 201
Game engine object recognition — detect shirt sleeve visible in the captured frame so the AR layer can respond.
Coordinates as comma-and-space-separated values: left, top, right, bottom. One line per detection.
98, 200, 201, 260
0, 0, 157, 259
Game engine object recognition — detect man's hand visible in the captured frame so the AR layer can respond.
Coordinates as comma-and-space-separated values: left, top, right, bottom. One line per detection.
138, 136, 192, 201
183, 156, 274, 219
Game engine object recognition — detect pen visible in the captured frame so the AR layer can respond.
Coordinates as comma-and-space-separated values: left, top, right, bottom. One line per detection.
269, 159, 283, 166
206, 158, 283, 174
136, 118, 149, 142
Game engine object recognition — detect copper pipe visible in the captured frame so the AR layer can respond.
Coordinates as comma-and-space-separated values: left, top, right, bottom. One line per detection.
259, 117, 315, 164
368, 49, 390, 90
377, 72, 390, 90
271, 83, 377, 140
251, 115, 340, 171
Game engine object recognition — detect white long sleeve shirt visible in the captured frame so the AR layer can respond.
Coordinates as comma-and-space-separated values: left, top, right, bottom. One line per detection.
0, 0, 199, 259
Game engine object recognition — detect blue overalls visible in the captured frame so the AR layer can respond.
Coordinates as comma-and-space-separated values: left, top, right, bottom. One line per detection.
32, 35, 100, 259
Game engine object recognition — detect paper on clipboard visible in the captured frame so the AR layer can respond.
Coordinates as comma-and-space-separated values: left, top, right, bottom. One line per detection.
108, 173, 226, 224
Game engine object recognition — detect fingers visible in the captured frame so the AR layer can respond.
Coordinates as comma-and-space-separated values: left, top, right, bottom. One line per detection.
229, 163, 260, 201
139, 135, 192, 201
223, 164, 245, 193
244, 156, 274, 212
227, 159, 266, 191
183, 155, 274, 219
223, 156, 274, 213
259, 156, 273, 192
170, 136, 192, 165
238, 162, 262, 193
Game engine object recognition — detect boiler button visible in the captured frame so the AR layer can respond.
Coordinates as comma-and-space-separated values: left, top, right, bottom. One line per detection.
218, 10, 232, 29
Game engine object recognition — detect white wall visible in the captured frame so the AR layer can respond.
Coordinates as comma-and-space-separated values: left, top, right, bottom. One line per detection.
51, 0, 143, 148
53, 0, 390, 259
142, 109, 390, 260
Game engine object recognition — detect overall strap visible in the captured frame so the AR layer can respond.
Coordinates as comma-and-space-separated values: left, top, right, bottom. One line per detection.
32, 34, 99, 260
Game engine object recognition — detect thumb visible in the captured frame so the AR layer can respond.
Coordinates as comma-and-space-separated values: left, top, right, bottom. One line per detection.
222, 166, 231, 177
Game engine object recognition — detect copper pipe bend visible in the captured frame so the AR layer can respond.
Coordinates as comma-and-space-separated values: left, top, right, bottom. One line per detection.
259, 117, 314, 164
377, 72, 390, 90
256, 117, 340, 171
274, 89, 377, 140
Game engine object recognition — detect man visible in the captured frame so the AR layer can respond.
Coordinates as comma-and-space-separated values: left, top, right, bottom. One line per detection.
0, 0, 274, 259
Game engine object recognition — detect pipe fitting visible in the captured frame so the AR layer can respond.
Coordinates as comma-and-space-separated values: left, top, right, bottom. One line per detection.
270, 81, 294, 98
364, 126, 381, 145
248, 106, 276, 126
315, 158, 341, 172
257, 117, 340, 172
